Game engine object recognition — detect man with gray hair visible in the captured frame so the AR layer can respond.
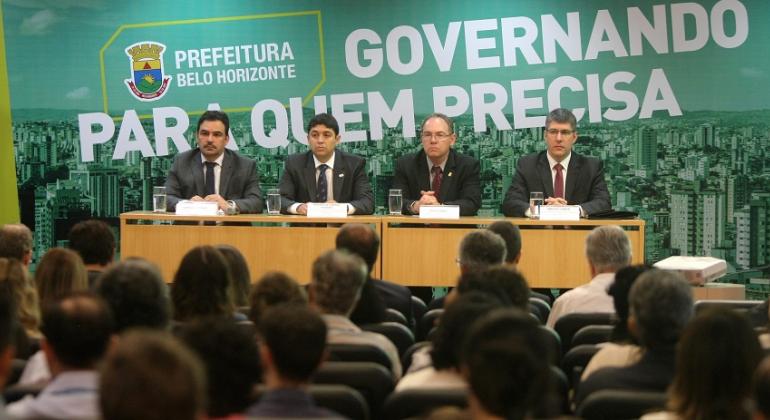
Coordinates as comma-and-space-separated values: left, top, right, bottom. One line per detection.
0, 224, 33, 267
575, 268, 693, 405
457, 230, 507, 274
546, 225, 632, 327
309, 250, 402, 379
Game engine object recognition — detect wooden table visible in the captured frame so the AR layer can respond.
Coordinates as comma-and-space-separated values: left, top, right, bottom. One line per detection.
381, 217, 645, 288
120, 212, 382, 283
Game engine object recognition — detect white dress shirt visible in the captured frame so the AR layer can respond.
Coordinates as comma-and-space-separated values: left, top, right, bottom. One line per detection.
289, 152, 355, 214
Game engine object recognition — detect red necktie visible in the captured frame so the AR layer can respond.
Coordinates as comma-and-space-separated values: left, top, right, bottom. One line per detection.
431, 166, 443, 201
554, 163, 564, 199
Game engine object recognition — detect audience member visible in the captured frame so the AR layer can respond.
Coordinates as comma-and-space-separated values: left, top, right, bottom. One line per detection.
34, 248, 88, 307
0, 290, 18, 410
67, 220, 115, 287
453, 265, 531, 310
96, 258, 171, 332
487, 221, 522, 266
397, 292, 505, 391
461, 309, 553, 420
581, 264, 651, 380
246, 305, 343, 419
100, 330, 206, 420
576, 269, 693, 406
0, 224, 33, 267
171, 245, 236, 322
0, 257, 40, 341
641, 307, 761, 420
215, 244, 252, 308
753, 357, 770, 420
179, 319, 261, 418
309, 250, 402, 379
248, 271, 307, 325
546, 225, 632, 327
336, 223, 413, 326
7, 293, 114, 419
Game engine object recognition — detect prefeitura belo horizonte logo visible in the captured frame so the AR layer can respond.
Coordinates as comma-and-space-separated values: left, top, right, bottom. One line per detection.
124, 42, 172, 101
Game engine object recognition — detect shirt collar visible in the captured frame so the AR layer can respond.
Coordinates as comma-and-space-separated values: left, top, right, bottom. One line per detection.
547, 151, 571, 171
313, 152, 335, 170
201, 151, 225, 166
425, 155, 447, 172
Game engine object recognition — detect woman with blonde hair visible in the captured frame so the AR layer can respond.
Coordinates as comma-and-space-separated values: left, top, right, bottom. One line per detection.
34, 248, 89, 307
0, 257, 40, 345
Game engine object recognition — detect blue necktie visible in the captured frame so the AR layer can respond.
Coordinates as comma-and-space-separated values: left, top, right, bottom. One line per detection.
316, 164, 328, 202
205, 161, 216, 196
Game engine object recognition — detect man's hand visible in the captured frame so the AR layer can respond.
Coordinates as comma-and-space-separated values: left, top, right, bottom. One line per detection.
411, 191, 440, 214
204, 194, 229, 211
297, 203, 308, 215
544, 197, 568, 206
190, 196, 204, 201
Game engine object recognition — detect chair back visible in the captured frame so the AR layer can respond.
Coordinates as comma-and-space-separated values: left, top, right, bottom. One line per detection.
361, 322, 415, 358
384, 308, 409, 327
559, 344, 601, 390
401, 341, 431, 374
529, 297, 551, 324
309, 384, 371, 420
417, 309, 443, 342
314, 361, 394, 419
539, 325, 562, 365
577, 389, 667, 420
382, 388, 467, 420
694, 299, 764, 314
327, 343, 393, 371
553, 312, 616, 354
572, 325, 614, 347
411, 295, 427, 328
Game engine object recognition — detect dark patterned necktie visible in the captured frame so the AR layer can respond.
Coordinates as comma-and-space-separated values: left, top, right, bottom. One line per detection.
204, 161, 216, 196
431, 165, 443, 201
554, 163, 564, 199
316, 164, 329, 202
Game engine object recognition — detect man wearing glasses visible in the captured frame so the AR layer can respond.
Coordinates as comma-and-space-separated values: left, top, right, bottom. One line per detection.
392, 113, 481, 216
501, 108, 610, 217
278, 113, 374, 215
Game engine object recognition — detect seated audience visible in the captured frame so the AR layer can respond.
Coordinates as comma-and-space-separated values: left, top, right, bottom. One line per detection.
171, 245, 238, 323
461, 309, 553, 420
34, 248, 88, 307
96, 258, 171, 332
641, 307, 761, 420
0, 257, 40, 341
309, 250, 402, 379
0, 223, 33, 267
576, 269, 693, 406
0, 291, 19, 404
7, 292, 114, 419
547, 225, 632, 328
100, 330, 206, 420
67, 220, 115, 287
397, 291, 505, 391
215, 244, 252, 308
179, 319, 262, 418
248, 271, 307, 325
246, 304, 343, 419
450, 265, 531, 310
581, 264, 652, 380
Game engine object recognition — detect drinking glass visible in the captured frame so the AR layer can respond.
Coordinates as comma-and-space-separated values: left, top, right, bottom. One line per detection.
388, 189, 403, 215
529, 191, 544, 219
152, 186, 167, 213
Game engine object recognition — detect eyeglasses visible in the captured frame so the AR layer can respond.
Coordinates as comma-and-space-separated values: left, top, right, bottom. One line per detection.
546, 128, 574, 137
421, 132, 453, 141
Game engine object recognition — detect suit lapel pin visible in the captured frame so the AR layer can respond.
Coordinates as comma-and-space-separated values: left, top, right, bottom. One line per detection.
338, 173, 344, 177
448, 172, 453, 177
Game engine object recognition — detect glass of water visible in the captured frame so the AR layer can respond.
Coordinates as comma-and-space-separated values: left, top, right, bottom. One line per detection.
529, 191, 544, 219
153, 186, 167, 213
388, 189, 403, 215
266, 188, 281, 215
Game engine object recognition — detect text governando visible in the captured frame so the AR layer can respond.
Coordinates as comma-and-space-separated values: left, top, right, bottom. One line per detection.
79, 67, 680, 161
344, 1, 748, 77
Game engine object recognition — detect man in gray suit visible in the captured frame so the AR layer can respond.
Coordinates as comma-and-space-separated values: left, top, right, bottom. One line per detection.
501, 108, 610, 217
165, 110, 263, 213
278, 113, 374, 215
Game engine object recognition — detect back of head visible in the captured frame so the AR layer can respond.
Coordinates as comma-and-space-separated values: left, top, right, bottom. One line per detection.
629, 269, 693, 349
585, 225, 632, 273
487, 221, 521, 264
100, 330, 206, 420
458, 230, 507, 273
669, 307, 760, 420
431, 291, 506, 370
41, 292, 114, 369
249, 271, 306, 325
0, 224, 32, 262
456, 266, 531, 310
34, 248, 88, 307
68, 220, 115, 266
462, 309, 552, 420
172, 245, 234, 321
258, 304, 327, 382
311, 250, 367, 315
607, 264, 652, 341
179, 319, 262, 417
0, 257, 40, 337
335, 223, 380, 274
96, 259, 171, 332
215, 245, 252, 307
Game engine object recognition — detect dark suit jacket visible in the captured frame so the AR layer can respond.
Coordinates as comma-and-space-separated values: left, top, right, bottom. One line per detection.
278, 150, 374, 214
501, 151, 610, 217
373, 278, 413, 328
392, 149, 481, 216
165, 148, 264, 213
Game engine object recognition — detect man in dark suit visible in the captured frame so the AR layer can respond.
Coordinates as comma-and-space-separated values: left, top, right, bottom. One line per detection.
165, 110, 263, 213
278, 113, 373, 215
501, 108, 610, 217
393, 113, 481, 216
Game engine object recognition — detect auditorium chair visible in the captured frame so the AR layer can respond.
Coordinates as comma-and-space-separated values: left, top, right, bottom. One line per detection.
360, 322, 415, 358
401, 341, 430, 374
411, 296, 427, 328
309, 384, 371, 420
571, 325, 614, 347
327, 343, 392, 372
539, 325, 562, 365
381, 388, 467, 420
693, 299, 763, 315
559, 344, 601, 390
529, 297, 551, 324
313, 361, 394, 420
384, 308, 409, 327
553, 312, 617, 354
416, 309, 443, 342
576, 389, 667, 420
